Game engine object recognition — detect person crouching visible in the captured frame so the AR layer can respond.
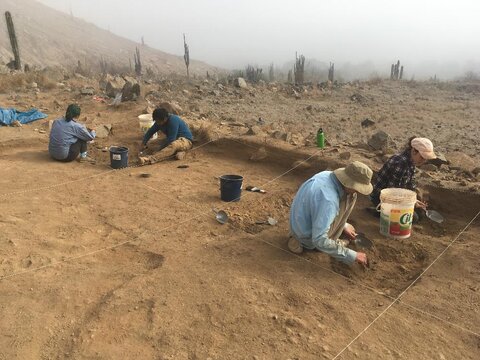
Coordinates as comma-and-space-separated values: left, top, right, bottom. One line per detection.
48, 104, 96, 164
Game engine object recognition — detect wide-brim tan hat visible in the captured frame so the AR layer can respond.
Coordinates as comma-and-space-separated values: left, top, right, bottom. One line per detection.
334, 161, 374, 195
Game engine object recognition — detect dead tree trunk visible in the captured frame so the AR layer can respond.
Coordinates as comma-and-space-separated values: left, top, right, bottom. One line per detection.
5, 11, 21, 70
294, 52, 305, 85
183, 33, 190, 78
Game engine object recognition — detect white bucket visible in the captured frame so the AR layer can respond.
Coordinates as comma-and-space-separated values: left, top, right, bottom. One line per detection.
379, 188, 417, 239
138, 114, 157, 140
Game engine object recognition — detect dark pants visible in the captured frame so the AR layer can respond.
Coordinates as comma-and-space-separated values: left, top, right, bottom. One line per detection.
61, 140, 87, 162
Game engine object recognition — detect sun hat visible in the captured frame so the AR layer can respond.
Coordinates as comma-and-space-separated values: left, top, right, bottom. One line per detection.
334, 161, 373, 195
411, 138, 436, 160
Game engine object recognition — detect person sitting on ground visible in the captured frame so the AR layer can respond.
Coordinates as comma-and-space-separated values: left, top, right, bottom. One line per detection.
139, 108, 193, 165
48, 104, 96, 164
288, 161, 373, 266
369, 137, 437, 216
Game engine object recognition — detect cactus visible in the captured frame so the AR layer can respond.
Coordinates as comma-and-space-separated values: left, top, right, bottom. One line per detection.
245, 65, 262, 83
294, 52, 305, 85
328, 62, 335, 82
268, 63, 274, 82
183, 33, 190, 78
390, 60, 404, 80
5, 11, 21, 71
100, 57, 108, 74
134, 47, 142, 75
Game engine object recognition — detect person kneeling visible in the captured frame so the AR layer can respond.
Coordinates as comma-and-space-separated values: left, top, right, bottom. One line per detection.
288, 161, 374, 266
139, 108, 193, 165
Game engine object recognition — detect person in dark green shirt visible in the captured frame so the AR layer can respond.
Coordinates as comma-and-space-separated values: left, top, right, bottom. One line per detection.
139, 108, 193, 165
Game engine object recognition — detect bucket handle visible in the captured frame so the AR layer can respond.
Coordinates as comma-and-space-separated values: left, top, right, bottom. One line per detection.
375, 203, 381, 212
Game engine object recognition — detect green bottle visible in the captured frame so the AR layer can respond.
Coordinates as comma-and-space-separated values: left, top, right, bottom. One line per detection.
317, 128, 325, 148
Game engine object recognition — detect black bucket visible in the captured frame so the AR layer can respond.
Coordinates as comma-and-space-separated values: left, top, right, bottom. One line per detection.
220, 175, 243, 202
109, 146, 129, 169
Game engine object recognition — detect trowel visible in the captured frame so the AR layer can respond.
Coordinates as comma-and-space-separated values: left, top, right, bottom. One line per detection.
353, 232, 373, 249
212, 208, 228, 224
425, 209, 444, 223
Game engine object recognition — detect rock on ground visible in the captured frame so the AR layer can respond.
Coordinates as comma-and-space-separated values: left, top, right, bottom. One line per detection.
368, 131, 396, 152
234, 77, 248, 89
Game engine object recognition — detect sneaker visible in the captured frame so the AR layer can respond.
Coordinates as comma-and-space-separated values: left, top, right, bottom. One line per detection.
287, 237, 303, 254
77, 155, 96, 164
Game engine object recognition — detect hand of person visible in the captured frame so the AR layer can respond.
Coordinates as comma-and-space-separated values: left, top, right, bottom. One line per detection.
343, 223, 357, 240
415, 200, 428, 210
355, 252, 368, 266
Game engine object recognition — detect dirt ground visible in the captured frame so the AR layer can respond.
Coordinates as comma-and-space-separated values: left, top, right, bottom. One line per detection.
0, 79, 479, 359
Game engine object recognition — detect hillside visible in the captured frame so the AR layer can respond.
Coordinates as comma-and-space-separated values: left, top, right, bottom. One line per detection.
0, 0, 218, 75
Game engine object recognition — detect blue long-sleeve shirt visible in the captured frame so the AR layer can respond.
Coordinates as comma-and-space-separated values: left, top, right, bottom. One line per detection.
289, 171, 357, 264
142, 114, 193, 146
48, 117, 96, 160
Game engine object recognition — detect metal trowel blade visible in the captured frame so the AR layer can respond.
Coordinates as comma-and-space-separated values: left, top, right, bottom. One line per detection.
355, 232, 373, 249
426, 210, 444, 223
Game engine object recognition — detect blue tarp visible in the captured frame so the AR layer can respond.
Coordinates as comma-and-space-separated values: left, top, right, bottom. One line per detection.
0, 108, 48, 126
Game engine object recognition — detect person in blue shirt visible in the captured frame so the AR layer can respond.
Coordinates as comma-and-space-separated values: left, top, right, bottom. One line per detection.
48, 104, 96, 164
288, 161, 373, 266
139, 108, 193, 165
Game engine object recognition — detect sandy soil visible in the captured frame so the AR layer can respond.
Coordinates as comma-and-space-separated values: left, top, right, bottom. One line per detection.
0, 78, 479, 359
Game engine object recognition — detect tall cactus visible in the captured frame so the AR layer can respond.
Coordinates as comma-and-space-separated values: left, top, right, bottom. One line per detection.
294, 52, 305, 85
183, 33, 190, 78
328, 62, 335, 82
134, 47, 142, 75
5, 11, 21, 70
390, 60, 404, 80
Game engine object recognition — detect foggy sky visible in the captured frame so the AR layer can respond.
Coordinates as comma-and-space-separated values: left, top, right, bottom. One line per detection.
37, 0, 480, 78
